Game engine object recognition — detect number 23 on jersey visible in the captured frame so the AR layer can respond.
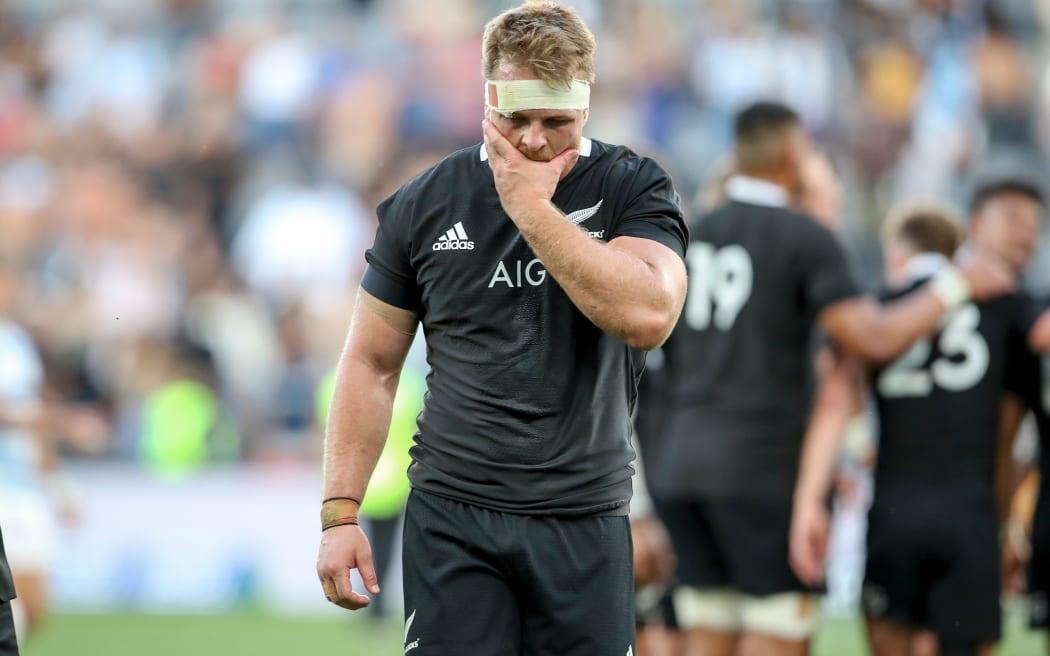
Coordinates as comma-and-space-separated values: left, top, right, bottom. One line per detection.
684, 242, 754, 331
877, 304, 989, 398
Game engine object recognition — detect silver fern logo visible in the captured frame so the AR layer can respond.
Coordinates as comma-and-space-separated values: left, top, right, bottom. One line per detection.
566, 199, 603, 224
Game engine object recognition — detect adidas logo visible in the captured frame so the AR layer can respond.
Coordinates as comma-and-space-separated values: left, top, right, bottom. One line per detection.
432, 221, 474, 251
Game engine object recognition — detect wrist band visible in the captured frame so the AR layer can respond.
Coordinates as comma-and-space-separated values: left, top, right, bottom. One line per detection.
929, 265, 971, 310
321, 498, 360, 532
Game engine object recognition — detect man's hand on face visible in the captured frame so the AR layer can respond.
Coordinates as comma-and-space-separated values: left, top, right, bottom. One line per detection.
483, 118, 578, 222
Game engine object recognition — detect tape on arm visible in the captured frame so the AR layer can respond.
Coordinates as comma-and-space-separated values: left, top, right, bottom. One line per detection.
929, 265, 971, 310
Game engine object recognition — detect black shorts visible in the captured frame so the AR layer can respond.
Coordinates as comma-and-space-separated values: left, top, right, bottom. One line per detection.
657, 495, 808, 597
862, 493, 1000, 644
0, 600, 16, 656
401, 489, 635, 656
1028, 488, 1050, 628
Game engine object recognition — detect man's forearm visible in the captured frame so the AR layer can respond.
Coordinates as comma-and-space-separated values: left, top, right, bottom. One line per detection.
513, 201, 682, 348
795, 356, 858, 504
322, 356, 401, 501
865, 290, 947, 362
826, 292, 946, 364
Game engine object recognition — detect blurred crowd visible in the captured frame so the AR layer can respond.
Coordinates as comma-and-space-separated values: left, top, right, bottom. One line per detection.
2, 0, 1050, 467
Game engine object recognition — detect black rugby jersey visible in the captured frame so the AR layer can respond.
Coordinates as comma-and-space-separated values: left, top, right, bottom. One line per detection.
0, 528, 12, 602
659, 177, 861, 499
362, 138, 687, 515
870, 281, 1040, 500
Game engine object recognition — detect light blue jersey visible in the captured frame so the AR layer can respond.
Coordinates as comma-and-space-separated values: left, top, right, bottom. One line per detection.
0, 320, 43, 491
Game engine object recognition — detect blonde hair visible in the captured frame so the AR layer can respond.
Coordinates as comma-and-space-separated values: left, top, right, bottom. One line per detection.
482, 1, 596, 87
881, 199, 964, 258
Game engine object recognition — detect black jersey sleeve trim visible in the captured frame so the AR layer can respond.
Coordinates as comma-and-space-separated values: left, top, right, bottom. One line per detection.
361, 264, 421, 311
605, 155, 688, 258
611, 216, 688, 258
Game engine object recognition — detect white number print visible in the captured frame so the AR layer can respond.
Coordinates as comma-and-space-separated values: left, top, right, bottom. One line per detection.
684, 243, 753, 331
877, 304, 989, 398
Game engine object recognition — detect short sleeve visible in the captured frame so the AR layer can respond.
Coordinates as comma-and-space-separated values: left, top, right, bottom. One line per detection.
362, 188, 423, 311
609, 157, 688, 258
798, 222, 862, 314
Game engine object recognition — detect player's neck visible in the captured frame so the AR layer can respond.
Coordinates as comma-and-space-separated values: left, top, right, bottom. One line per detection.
735, 168, 788, 189
903, 252, 949, 283
725, 173, 789, 207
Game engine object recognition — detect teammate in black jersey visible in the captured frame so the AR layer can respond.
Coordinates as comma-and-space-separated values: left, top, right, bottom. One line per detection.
315, 3, 688, 654
1005, 351, 1050, 642
794, 191, 1050, 656
657, 102, 1015, 656
964, 167, 1050, 641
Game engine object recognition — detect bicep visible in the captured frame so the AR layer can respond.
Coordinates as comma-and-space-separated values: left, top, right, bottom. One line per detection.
608, 236, 687, 304
818, 296, 878, 353
344, 289, 418, 376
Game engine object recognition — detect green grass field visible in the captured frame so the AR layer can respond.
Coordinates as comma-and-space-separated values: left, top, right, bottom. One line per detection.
18, 612, 1047, 656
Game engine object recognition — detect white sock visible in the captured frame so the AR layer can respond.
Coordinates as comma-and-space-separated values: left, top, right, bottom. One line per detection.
10, 599, 25, 646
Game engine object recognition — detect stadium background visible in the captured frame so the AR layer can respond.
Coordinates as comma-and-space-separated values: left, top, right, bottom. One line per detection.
2, 0, 1050, 653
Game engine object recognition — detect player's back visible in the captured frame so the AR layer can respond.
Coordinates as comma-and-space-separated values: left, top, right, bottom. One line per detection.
870, 281, 1037, 502
661, 182, 859, 499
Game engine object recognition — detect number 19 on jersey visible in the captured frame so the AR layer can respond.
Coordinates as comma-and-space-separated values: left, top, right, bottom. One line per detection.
684, 243, 754, 331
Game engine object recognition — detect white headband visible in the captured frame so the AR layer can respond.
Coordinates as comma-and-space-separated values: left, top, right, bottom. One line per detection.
485, 79, 590, 117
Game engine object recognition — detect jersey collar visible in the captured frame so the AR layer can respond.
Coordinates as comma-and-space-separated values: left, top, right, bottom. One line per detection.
480, 137, 593, 161
725, 175, 789, 208
904, 252, 949, 283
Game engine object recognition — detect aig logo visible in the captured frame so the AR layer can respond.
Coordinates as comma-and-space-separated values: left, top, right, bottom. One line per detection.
488, 258, 547, 288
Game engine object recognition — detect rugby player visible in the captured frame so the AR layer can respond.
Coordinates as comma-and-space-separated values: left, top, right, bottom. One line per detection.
316, 3, 689, 653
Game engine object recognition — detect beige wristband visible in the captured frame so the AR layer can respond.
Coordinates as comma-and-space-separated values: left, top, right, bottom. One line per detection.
321, 498, 360, 532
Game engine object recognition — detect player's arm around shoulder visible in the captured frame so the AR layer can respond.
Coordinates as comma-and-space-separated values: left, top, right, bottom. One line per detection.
317, 289, 417, 611
820, 251, 1015, 364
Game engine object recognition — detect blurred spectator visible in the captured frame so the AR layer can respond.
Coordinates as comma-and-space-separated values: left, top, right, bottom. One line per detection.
0, 261, 62, 643
0, 0, 1045, 472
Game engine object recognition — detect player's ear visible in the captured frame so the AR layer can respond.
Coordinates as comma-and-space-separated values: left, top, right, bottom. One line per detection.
778, 141, 803, 192
581, 108, 589, 126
